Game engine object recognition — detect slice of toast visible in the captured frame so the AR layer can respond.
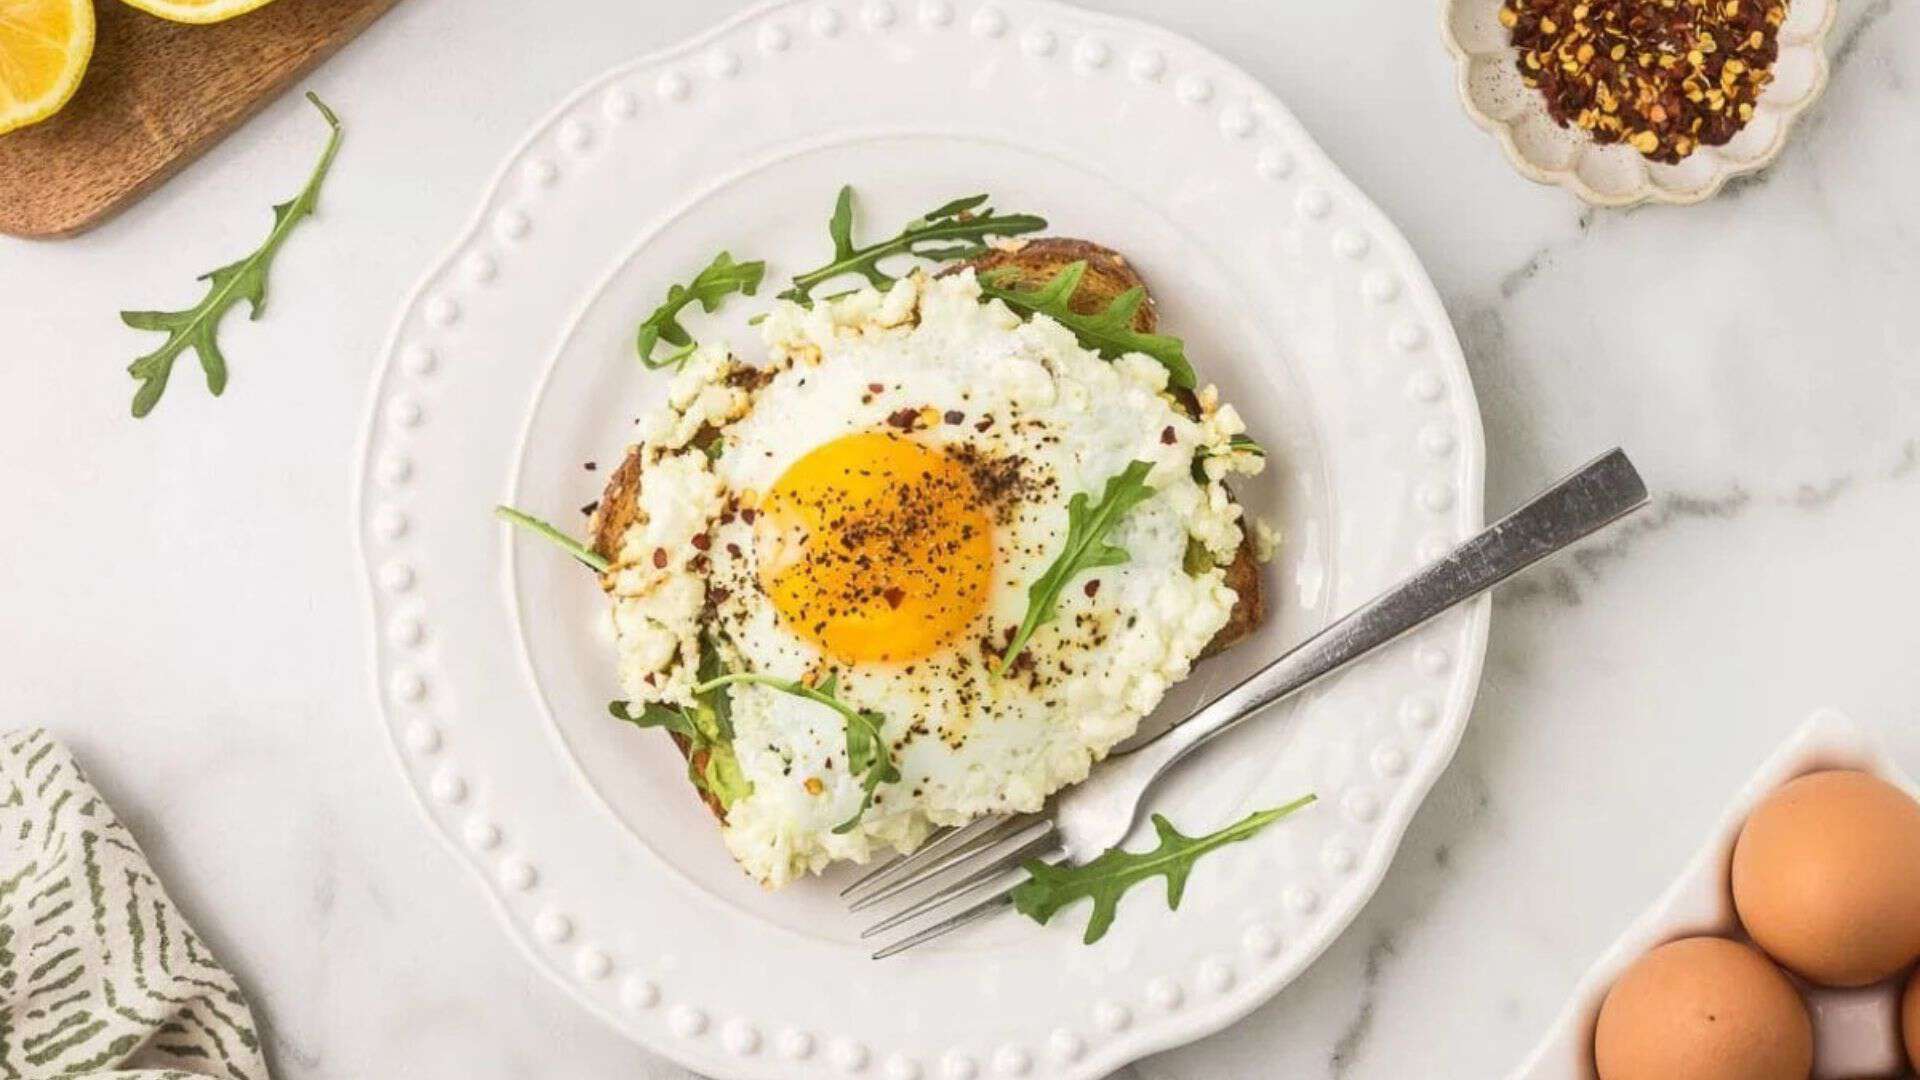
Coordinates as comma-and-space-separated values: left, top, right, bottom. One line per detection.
590, 445, 645, 566
962, 238, 1166, 332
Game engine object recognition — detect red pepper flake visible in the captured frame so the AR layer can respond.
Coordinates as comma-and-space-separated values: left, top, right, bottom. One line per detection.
726, 542, 743, 558
868, 383, 885, 394
1083, 579, 1101, 598
974, 417, 995, 432
652, 548, 668, 569
1160, 426, 1176, 445
882, 586, 906, 609
741, 507, 757, 524
944, 410, 965, 425
886, 407, 920, 430
690, 532, 711, 551
1503, 0, 1786, 163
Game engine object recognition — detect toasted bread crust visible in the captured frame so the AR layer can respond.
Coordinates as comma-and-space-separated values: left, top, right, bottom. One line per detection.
680, 739, 727, 820
1203, 531, 1264, 659
959, 238, 1160, 332
589, 445, 645, 565
589, 459, 727, 822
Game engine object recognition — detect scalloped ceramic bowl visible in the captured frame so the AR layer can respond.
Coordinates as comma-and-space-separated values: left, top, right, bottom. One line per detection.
1442, 0, 1836, 206
1514, 710, 1919, 1079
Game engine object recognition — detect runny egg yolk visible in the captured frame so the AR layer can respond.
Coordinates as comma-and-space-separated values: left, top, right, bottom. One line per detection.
754, 431, 993, 664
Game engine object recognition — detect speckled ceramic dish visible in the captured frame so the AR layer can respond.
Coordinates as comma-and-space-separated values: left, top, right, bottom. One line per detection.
1442, 0, 1836, 206
354, 2, 1488, 1077
1516, 710, 1916, 1079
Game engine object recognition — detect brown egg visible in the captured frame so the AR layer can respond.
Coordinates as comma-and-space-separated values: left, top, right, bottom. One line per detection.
1593, 936, 1812, 1080
1732, 769, 1920, 987
1904, 965, 1920, 1072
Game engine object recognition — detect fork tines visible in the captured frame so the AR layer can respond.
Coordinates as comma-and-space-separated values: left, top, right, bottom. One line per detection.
847, 814, 1039, 912
841, 815, 997, 903
852, 813, 1061, 958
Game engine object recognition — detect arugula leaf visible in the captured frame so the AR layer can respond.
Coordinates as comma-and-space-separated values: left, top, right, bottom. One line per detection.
494, 505, 610, 573
816, 674, 899, 833
779, 186, 1046, 302
124, 93, 344, 418
635, 251, 767, 369
1192, 433, 1266, 483
694, 670, 899, 832
997, 460, 1156, 672
1011, 796, 1317, 944
977, 261, 1195, 390
610, 700, 697, 740
612, 637, 752, 810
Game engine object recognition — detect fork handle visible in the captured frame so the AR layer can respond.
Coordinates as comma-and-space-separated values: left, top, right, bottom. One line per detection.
1118, 448, 1649, 790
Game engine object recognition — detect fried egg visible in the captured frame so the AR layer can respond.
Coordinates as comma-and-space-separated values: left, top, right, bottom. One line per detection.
607, 270, 1265, 886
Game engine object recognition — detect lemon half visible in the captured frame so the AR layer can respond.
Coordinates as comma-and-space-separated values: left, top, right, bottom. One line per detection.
0, 0, 95, 135
117, 0, 277, 24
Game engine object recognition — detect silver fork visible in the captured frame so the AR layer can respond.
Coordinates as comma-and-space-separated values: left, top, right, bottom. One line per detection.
849, 448, 1649, 958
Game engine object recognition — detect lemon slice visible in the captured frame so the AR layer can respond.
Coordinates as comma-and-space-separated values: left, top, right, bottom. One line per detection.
0, 0, 95, 135
116, 0, 276, 24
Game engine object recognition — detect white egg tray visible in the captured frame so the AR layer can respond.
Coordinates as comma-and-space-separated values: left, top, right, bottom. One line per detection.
1514, 709, 1919, 1079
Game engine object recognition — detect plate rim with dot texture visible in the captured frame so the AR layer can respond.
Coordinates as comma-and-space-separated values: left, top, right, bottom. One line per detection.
1440, 0, 1837, 207
352, 2, 1489, 1077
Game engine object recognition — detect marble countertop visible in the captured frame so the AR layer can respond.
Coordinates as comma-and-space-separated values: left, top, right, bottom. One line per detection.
3, 0, 1915, 1076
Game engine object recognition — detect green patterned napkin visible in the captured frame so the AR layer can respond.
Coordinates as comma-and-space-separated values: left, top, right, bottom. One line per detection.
1, 730, 268, 1080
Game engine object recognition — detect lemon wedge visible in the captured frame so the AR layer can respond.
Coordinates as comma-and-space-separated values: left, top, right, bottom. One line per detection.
116, 0, 277, 23
0, 0, 95, 135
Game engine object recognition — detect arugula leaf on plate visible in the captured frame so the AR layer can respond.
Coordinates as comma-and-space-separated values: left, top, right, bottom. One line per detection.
997, 460, 1155, 673
494, 505, 610, 573
635, 251, 767, 369
977, 260, 1195, 389
779, 186, 1046, 303
1011, 795, 1317, 944
694, 669, 898, 832
124, 93, 344, 418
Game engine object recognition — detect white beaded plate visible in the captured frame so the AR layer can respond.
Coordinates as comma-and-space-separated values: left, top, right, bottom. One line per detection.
353, 2, 1488, 1077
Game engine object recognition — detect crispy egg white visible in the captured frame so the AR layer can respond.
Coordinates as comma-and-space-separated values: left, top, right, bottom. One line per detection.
607, 271, 1265, 887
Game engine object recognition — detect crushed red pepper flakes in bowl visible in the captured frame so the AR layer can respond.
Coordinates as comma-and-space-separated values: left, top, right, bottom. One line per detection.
1503, 0, 1789, 164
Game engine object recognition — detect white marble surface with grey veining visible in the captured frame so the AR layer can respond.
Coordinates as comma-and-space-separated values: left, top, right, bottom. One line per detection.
1, 1, 1915, 1076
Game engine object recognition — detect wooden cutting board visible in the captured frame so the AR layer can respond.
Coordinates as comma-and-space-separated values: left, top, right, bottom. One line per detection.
0, 0, 400, 239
